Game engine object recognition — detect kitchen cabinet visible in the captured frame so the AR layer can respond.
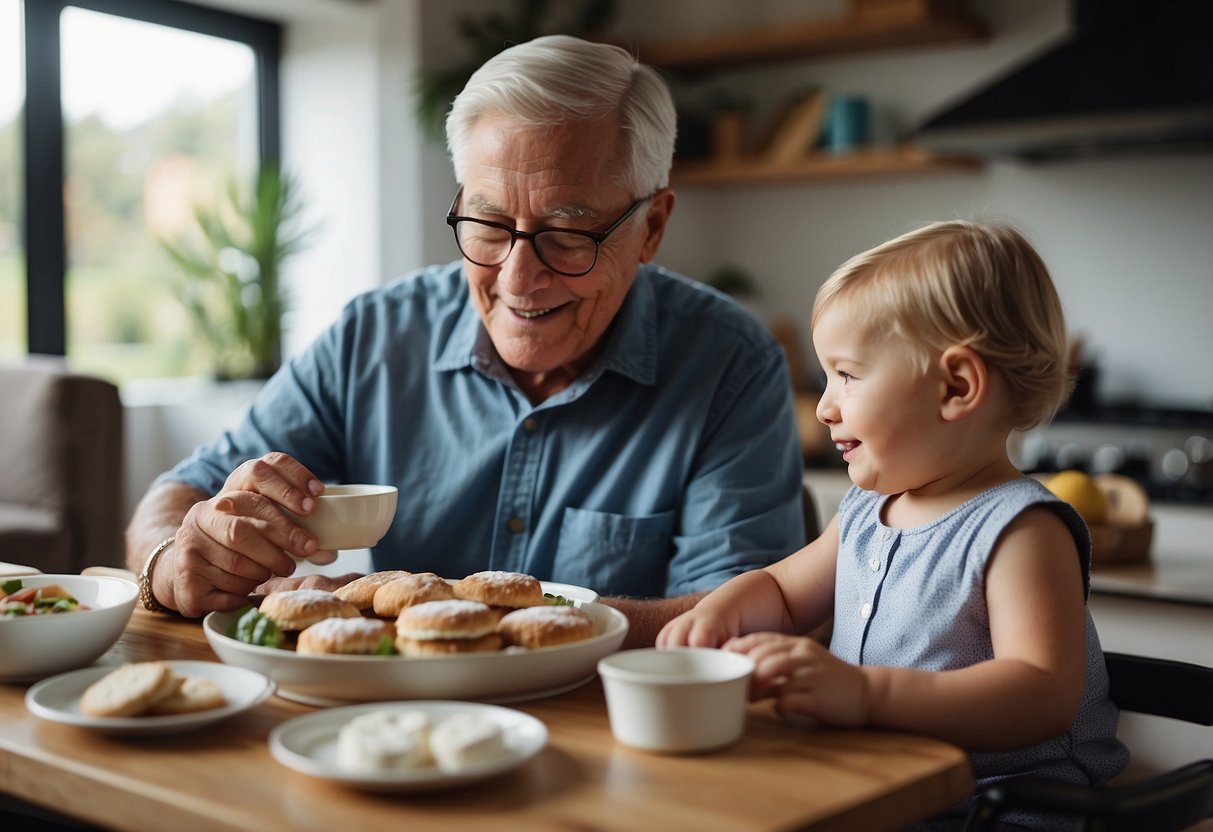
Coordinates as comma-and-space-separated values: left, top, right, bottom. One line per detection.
638, 0, 990, 186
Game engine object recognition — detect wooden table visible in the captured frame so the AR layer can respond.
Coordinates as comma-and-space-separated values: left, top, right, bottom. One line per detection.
0, 609, 973, 832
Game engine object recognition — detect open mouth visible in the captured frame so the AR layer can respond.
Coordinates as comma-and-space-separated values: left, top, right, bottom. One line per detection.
834, 439, 861, 457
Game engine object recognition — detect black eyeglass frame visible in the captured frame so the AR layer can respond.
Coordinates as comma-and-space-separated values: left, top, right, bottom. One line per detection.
445, 188, 654, 277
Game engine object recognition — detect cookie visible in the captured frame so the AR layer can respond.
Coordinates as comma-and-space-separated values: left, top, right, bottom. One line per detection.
80, 661, 181, 717
147, 675, 227, 715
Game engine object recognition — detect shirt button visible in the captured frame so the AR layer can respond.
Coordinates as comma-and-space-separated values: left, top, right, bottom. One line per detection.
861, 602, 872, 620
869, 557, 880, 572
523, 417, 538, 432
883, 528, 894, 540
507, 516, 525, 534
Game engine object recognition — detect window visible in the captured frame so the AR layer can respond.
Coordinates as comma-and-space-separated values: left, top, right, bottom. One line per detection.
19, 0, 279, 382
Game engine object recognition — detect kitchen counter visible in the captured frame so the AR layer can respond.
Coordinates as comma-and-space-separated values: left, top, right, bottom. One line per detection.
1089, 504, 1213, 607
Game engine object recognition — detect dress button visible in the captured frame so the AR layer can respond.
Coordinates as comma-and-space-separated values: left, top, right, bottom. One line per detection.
869, 557, 880, 572
523, 417, 538, 432
861, 602, 872, 620
507, 516, 525, 534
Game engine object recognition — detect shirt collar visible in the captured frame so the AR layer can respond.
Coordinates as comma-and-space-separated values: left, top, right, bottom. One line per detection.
434, 264, 658, 388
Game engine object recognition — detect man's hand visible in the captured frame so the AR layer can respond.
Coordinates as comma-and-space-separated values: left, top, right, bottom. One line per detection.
153, 452, 330, 618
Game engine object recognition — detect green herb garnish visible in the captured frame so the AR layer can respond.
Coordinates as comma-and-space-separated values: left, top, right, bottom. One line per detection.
543, 592, 575, 607
231, 605, 282, 648
1, 579, 22, 596
375, 635, 395, 655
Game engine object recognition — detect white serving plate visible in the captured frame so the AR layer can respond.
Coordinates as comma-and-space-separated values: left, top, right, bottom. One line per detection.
269, 700, 547, 793
25, 660, 276, 736
203, 585, 626, 706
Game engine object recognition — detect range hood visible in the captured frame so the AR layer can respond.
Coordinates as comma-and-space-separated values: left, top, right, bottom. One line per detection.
915, 0, 1213, 161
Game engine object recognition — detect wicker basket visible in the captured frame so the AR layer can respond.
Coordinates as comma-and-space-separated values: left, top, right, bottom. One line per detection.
1089, 520, 1153, 565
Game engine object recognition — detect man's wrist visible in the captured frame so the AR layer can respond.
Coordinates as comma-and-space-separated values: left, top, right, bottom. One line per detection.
138, 536, 176, 614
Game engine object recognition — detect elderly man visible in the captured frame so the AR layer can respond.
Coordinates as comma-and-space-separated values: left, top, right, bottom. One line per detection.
126, 35, 804, 646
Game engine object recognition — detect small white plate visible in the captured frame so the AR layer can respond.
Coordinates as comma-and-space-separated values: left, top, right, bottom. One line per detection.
25, 660, 276, 736
269, 701, 548, 793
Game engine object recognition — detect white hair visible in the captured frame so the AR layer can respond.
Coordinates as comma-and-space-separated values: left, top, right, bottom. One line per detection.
445, 34, 676, 195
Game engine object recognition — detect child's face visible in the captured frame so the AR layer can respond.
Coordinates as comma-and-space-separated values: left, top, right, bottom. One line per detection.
812, 303, 944, 495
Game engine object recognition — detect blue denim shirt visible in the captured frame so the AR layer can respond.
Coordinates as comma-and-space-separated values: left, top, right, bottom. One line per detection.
158, 261, 805, 597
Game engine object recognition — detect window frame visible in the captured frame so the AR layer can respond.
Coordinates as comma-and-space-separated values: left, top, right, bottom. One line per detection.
20, 0, 281, 356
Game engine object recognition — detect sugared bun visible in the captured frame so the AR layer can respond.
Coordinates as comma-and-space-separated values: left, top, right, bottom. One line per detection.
396, 632, 503, 657
372, 572, 456, 617
296, 617, 395, 655
452, 570, 544, 609
258, 589, 360, 631
334, 570, 412, 610
395, 599, 498, 641
498, 605, 595, 649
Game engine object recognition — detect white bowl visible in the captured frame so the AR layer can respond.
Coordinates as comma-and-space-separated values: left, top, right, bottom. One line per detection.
597, 647, 754, 753
0, 574, 138, 681
294, 484, 398, 550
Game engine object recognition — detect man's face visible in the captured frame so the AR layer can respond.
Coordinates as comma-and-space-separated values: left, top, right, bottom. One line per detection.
457, 114, 671, 398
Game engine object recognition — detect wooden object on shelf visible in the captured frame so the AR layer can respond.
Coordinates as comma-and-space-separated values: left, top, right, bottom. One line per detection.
638, 0, 988, 73
761, 90, 828, 163
1090, 521, 1154, 565
711, 109, 749, 161
670, 144, 982, 187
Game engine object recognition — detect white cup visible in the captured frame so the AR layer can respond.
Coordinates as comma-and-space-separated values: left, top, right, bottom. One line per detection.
597, 647, 754, 753
291, 484, 398, 550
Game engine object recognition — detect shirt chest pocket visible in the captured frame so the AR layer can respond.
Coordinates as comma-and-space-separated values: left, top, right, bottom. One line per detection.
554, 507, 675, 597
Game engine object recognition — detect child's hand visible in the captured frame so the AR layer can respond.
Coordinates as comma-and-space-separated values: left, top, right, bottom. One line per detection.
725, 632, 870, 728
656, 607, 738, 649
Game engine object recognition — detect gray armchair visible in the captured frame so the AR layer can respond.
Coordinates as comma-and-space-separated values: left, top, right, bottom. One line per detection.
0, 357, 124, 573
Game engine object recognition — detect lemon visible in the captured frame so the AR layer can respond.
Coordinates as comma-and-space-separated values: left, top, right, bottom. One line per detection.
1045, 470, 1109, 525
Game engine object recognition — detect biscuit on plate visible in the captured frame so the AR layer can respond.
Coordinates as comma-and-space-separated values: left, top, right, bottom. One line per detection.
297, 617, 395, 655
147, 675, 227, 715
80, 661, 182, 718
452, 571, 544, 610
334, 570, 412, 610
395, 632, 504, 657
394, 599, 503, 656
258, 589, 360, 631
498, 605, 594, 649
372, 572, 455, 617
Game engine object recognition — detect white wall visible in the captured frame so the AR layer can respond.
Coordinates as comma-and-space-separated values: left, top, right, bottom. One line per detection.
610, 0, 1213, 408
195, 0, 1211, 412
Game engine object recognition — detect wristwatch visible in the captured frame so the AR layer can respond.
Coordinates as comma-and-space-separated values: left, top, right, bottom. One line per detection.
139, 536, 176, 614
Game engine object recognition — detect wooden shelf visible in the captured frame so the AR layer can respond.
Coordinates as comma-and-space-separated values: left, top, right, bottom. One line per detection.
638, 0, 989, 73
670, 145, 983, 187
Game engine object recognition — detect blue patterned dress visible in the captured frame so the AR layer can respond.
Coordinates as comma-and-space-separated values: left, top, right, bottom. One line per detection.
830, 478, 1129, 830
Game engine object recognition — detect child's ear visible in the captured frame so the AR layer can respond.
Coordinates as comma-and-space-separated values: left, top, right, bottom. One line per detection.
938, 345, 988, 421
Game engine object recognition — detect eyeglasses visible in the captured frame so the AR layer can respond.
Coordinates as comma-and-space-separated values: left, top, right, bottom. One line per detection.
446, 188, 653, 277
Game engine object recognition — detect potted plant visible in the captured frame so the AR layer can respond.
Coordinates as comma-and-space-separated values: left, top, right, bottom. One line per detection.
160, 163, 317, 380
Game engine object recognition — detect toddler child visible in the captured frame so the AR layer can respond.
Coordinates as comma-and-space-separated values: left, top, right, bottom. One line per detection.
658, 220, 1129, 831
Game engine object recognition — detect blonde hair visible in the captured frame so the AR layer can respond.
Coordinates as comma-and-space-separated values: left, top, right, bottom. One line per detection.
812, 220, 1072, 430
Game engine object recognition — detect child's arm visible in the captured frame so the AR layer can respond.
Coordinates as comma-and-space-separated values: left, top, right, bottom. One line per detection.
731, 507, 1088, 750
657, 514, 840, 648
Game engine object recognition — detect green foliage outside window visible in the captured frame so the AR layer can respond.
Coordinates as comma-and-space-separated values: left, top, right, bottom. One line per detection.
160, 164, 318, 381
